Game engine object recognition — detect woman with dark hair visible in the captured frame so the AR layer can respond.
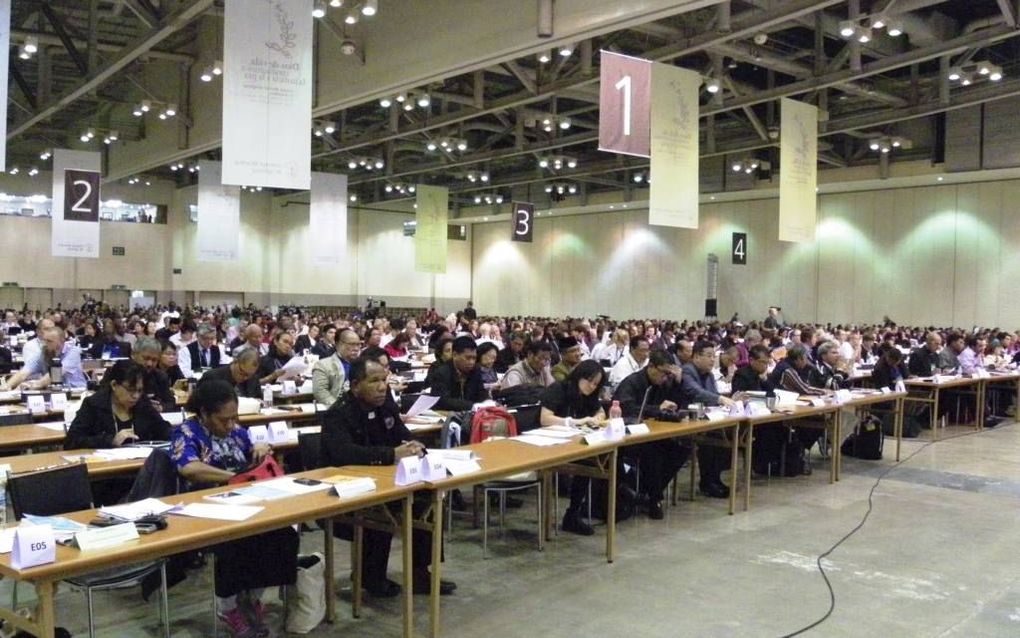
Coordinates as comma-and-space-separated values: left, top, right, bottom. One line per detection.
257, 331, 296, 384
383, 331, 411, 360
65, 359, 171, 450
476, 341, 500, 385
158, 341, 186, 386
170, 380, 298, 638
539, 360, 607, 536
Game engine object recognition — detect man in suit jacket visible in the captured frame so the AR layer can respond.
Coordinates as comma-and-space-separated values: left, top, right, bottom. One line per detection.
179, 324, 223, 379
312, 328, 362, 407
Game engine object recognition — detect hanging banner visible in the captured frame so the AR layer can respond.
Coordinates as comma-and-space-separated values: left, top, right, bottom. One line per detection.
649, 62, 700, 229
222, 0, 312, 189
51, 150, 101, 258
0, 0, 9, 172
414, 185, 448, 274
309, 172, 348, 265
197, 161, 241, 262
510, 202, 534, 243
778, 98, 818, 243
599, 51, 651, 158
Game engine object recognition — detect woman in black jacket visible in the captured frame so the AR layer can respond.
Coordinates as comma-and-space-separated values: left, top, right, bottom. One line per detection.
65, 359, 172, 450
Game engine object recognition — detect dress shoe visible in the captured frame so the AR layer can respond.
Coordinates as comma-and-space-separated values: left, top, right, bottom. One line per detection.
561, 512, 595, 536
364, 578, 402, 598
699, 481, 730, 499
412, 573, 457, 596
647, 501, 664, 520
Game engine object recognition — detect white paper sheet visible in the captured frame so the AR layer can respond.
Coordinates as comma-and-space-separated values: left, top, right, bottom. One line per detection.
99, 498, 175, 521
514, 434, 572, 447
94, 447, 154, 460
530, 427, 580, 439
279, 356, 308, 380
444, 459, 482, 476
173, 503, 264, 521
256, 477, 334, 495
405, 394, 440, 417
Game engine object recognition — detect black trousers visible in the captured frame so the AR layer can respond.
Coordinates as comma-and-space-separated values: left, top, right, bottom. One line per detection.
629, 439, 690, 502
213, 526, 299, 597
333, 497, 434, 588
696, 442, 731, 486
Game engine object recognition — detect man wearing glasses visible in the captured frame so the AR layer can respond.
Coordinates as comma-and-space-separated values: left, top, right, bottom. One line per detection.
681, 340, 738, 499
313, 328, 363, 407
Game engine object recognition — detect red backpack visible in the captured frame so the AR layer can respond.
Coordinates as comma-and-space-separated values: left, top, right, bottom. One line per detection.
469, 406, 518, 443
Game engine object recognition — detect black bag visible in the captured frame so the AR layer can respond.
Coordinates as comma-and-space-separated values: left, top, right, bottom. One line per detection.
842, 415, 884, 460
880, 412, 922, 439
752, 426, 805, 477
589, 464, 637, 522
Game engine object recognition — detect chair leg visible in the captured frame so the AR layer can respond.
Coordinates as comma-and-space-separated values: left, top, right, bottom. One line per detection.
86, 587, 96, 638
212, 553, 219, 638
160, 562, 171, 638
499, 491, 506, 536
553, 473, 559, 535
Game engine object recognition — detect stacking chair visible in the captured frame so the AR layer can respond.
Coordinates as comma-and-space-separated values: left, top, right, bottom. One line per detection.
7, 464, 171, 638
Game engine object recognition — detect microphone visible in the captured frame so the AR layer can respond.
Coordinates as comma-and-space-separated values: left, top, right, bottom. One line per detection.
636, 384, 653, 423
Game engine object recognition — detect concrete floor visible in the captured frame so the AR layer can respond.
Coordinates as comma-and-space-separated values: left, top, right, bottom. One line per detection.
13, 421, 1020, 637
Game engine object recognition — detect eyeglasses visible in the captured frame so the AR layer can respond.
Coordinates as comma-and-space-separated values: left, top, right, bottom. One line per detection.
117, 385, 145, 397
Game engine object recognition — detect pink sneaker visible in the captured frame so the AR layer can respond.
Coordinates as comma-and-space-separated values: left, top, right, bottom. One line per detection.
217, 607, 259, 638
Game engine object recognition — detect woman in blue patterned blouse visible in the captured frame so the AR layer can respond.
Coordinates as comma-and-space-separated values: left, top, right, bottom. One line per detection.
171, 379, 297, 638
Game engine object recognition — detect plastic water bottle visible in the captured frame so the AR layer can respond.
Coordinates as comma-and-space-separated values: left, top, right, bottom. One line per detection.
262, 385, 274, 407
609, 400, 622, 420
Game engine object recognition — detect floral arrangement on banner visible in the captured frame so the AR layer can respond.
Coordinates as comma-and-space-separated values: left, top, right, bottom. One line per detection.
265, 1, 296, 59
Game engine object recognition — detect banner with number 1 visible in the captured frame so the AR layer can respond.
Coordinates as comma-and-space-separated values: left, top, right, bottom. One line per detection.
598, 51, 651, 157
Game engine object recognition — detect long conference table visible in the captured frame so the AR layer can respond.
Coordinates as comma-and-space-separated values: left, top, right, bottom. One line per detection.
0, 391, 920, 638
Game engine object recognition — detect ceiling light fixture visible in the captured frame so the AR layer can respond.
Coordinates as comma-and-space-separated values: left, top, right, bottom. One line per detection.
537, 51, 551, 64
212, 60, 223, 76
200, 67, 214, 82
312, 1, 326, 18
361, 0, 378, 16
558, 43, 574, 57
23, 36, 38, 54
39, 150, 51, 161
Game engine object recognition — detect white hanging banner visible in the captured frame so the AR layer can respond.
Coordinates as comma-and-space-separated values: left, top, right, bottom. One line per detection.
309, 173, 347, 265
52, 149, 102, 258
778, 98, 818, 243
649, 62, 700, 229
414, 185, 448, 274
222, 0, 312, 189
197, 161, 241, 262
0, 0, 9, 172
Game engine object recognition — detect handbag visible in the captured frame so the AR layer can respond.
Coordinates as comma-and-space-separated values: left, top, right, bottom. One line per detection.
227, 455, 285, 485
283, 553, 326, 634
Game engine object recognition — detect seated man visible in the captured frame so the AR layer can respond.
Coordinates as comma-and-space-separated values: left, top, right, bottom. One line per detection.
909, 332, 942, 377
199, 346, 261, 399
428, 336, 487, 411
766, 345, 828, 475
179, 323, 225, 379
732, 345, 774, 394
811, 340, 850, 390
494, 331, 526, 374
500, 340, 554, 390
3, 326, 87, 390
130, 336, 176, 412
312, 328, 361, 407
230, 324, 268, 356
551, 336, 583, 382
680, 340, 738, 498
609, 336, 650, 386
613, 350, 688, 520
321, 358, 456, 597
154, 316, 181, 342
939, 332, 964, 372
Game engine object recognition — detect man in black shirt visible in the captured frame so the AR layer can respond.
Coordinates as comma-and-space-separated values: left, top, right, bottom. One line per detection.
428, 336, 487, 411
462, 301, 477, 321
732, 345, 774, 394
321, 359, 456, 597
909, 332, 942, 377
494, 332, 526, 374
613, 350, 688, 520
198, 347, 261, 399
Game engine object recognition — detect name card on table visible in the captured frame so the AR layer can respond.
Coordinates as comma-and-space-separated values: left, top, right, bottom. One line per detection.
281, 380, 297, 395
267, 421, 289, 445
746, 402, 772, 417
604, 417, 626, 442
975, 368, 991, 379
705, 410, 729, 422
420, 454, 447, 481
75, 522, 139, 552
248, 425, 269, 445
879, 386, 892, 394
808, 398, 826, 407
11, 525, 55, 569
581, 431, 612, 445
395, 456, 423, 485
833, 389, 852, 405
26, 395, 46, 414
50, 392, 67, 411
625, 423, 650, 435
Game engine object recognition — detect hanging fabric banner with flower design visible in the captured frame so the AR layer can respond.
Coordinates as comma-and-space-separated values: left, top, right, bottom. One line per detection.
648, 62, 700, 228
222, 0, 312, 190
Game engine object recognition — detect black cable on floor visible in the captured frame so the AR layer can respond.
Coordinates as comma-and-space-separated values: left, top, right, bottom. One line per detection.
779, 423, 1011, 638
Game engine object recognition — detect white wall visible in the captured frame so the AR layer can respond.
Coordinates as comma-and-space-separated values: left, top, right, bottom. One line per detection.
470, 179, 1020, 327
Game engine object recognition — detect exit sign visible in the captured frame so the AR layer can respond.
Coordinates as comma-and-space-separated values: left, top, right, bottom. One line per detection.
112, 246, 125, 256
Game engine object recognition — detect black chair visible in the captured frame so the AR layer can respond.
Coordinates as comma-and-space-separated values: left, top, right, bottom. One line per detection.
507, 403, 542, 432
298, 431, 322, 472
7, 464, 171, 638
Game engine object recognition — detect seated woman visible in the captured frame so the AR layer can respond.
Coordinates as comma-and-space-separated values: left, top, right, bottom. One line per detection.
383, 332, 411, 360
170, 380, 298, 638
158, 341, 187, 386
539, 360, 607, 536
66, 359, 171, 449
476, 342, 500, 386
